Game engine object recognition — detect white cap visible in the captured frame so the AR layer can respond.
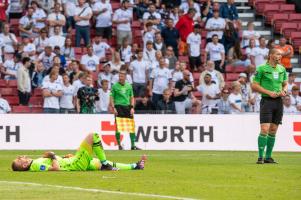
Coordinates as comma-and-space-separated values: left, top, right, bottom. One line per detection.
239, 73, 247, 78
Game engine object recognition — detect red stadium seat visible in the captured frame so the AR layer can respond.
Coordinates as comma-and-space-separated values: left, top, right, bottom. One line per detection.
193, 91, 202, 99
12, 106, 31, 113
0, 88, 18, 96
225, 65, 235, 73
280, 4, 296, 14
263, 4, 279, 25
289, 14, 301, 23
272, 14, 289, 33
111, 2, 120, 11
29, 97, 44, 106
0, 79, 7, 88
132, 21, 141, 29
226, 73, 239, 81
255, 0, 270, 16
74, 47, 82, 55
178, 56, 189, 63
281, 23, 299, 39
290, 32, 301, 53
7, 80, 18, 88
235, 66, 246, 73
31, 106, 43, 113
5, 96, 19, 106
33, 88, 43, 97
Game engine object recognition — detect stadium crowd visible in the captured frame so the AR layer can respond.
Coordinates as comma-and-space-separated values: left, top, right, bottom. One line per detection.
0, 0, 300, 114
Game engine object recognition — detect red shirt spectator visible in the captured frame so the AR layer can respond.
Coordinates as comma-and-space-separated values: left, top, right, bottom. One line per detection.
175, 8, 196, 42
0, 0, 8, 22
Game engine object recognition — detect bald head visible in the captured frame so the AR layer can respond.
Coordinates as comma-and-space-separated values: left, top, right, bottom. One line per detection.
268, 48, 282, 65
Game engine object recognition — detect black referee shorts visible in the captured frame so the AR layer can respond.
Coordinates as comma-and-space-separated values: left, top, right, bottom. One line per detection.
260, 97, 283, 125
115, 105, 133, 119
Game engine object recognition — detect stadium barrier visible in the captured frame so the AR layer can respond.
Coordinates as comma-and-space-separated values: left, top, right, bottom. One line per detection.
0, 114, 301, 152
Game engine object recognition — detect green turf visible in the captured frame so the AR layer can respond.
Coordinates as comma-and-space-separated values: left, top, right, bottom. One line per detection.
0, 150, 300, 200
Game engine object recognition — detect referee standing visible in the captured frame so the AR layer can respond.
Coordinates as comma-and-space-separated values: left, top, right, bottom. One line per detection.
110, 70, 140, 150
251, 49, 288, 164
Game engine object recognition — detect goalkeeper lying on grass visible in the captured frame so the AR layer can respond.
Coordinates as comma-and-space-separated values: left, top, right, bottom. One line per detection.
11, 133, 146, 171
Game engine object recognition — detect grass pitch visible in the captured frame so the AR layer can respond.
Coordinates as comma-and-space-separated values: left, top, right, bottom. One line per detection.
0, 150, 300, 200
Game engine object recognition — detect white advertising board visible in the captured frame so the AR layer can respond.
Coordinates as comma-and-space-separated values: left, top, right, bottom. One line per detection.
0, 114, 300, 151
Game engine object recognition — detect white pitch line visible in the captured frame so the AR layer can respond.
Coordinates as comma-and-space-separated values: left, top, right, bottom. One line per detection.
0, 181, 199, 200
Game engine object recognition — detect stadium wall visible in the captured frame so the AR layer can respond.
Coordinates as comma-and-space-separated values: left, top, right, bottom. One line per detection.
0, 115, 301, 152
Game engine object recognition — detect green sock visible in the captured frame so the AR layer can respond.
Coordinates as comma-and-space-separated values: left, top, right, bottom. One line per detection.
116, 132, 121, 146
92, 133, 107, 164
258, 133, 267, 158
265, 134, 276, 159
130, 132, 136, 148
107, 160, 136, 170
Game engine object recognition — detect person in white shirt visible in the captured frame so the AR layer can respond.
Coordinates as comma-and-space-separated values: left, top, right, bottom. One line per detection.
228, 81, 243, 113
197, 73, 221, 114
180, 0, 201, 20
63, 0, 77, 33
129, 48, 149, 97
143, 22, 156, 49
38, 46, 56, 71
217, 88, 232, 114
42, 72, 63, 113
143, 3, 161, 31
92, 35, 112, 62
290, 86, 301, 112
108, 51, 125, 72
23, 37, 36, 60
143, 41, 156, 67
19, 7, 38, 38
113, 0, 132, 46
48, 26, 66, 49
187, 24, 202, 72
47, 3, 66, 36
250, 36, 269, 68
2, 54, 20, 80
199, 60, 225, 90
60, 73, 76, 113
93, 0, 113, 39
111, 65, 133, 85
96, 79, 110, 113
237, 73, 252, 112
17, 57, 32, 106
0, 23, 18, 54
149, 57, 172, 105
169, 6, 180, 26
31, 1, 47, 32
80, 45, 99, 72
0, 93, 11, 114
73, 72, 85, 95
42, 65, 64, 86
33, 28, 49, 54
153, 32, 166, 52
98, 63, 112, 88
204, 34, 225, 73
287, 73, 297, 94
242, 22, 260, 48
119, 37, 132, 63
205, 10, 226, 42
74, 0, 93, 47
172, 62, 194, 85
283, 95, 298, 114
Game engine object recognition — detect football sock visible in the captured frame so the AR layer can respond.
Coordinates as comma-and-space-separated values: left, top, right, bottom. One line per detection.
258, 133, 267, 158
265, 134, 276, 159
107, 160, 136, 170
92, 133, 107, 165
130, 132, 136, 148
116, 131, 121, 146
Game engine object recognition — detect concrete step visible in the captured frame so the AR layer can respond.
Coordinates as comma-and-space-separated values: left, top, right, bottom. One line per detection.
293, 68, 301, 73
237, 6, 252, 10
238, 13, 255, 18
295, 78, 301, 82
242, 21, 262, 27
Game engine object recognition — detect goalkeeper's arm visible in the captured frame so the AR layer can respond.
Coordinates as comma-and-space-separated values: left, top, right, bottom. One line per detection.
43, 151, 60, 171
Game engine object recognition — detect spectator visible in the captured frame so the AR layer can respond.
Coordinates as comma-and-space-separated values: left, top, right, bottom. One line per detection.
153, 32, 166, 52
48, 26, 66, 49
0, 92, 11, 113
228, 81, 243, 113
0, 23, 18, 54
60, 73, 76, 113
205, 10, 226, 43
165, 46, 177, 71
0, 0, 7, 31
172, 62, 194, 85
245, 38, 256, 59
287, 73, 297, 94
237, 73, 252, 112
242, 22, 260, 48
19, 7, 37, 38
201, 1, 220, 22
63, 0, 77, 33
266, 38, 275, 49
180, 0, 201, 18
275, 37, 294, 73
32, 61, 45, 88
156, 88, 176, 114
76, 73, 99, 113
199, 60, 225, 90
283, 95, 298, 114
219, 0, 241, 28
222, 21, 239, 54
143, 3, 162, 31
227, 40, 251, 67
119, 37, 132, 63
31, 1, 47, 33
92, 35, 111, 62
169, 6, 180, 26
111, 65, 133, 85
62, 37, 75, 62
43, 64, 64, 85
250, 36, 269, 68
38, 46, 56, 71
135, 0, 149, 19
197, 73, 221, 114
113, 0, 132, 46
92, 0, 113, 40
217, 88, 231, 114
143, 41, 156, 67
33, 28, 49, 54
69, 60, 82, 83
80, 45, 99, 72
53, 46, 67, 69
204, 34, 225, 73
1, 54, 20, 80
249, 91, 261, 112
23, 37, 36, 60
187, 24, 202, 72
149, 57, 172, 105
135, 95, 155, 114
174, 70, 201, 114
42, 72, 63, 113
74, 0, 93, 47
47, 3, 66, 36
98, 63, 112, 88
95, 79, 110, 114
129, 48, 148, 97
161, 18, 180, 57
108, 51, 125, 72
7, 0, 24, 19
290, 86, 301, 112
17, 57, 31, 106
143, 22, 156, 49
73, 72, 85, 94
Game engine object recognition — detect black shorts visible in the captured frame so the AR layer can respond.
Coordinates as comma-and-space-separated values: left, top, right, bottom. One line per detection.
189, 56, 201, 70
115, 105, 133, 119
96, 26, 112, 39
260, 97, 283, 125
